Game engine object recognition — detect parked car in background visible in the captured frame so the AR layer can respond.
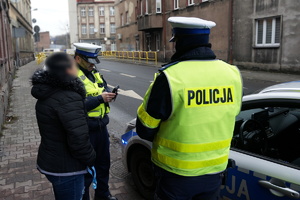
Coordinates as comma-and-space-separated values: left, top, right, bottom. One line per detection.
122, 81, 300, 200
43, 48, 60, 57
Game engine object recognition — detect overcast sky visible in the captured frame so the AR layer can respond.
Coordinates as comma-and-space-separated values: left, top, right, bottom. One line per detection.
31, 0, 69, 36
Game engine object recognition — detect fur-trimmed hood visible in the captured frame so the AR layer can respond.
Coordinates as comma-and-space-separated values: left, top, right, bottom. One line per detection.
31, 69, 86, 100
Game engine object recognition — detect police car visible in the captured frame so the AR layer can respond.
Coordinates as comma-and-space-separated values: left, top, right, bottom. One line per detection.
121, 81, 300, 200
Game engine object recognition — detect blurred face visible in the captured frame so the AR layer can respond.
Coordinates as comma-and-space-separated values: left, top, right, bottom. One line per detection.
66, 58, 79, 77
75, 55, 95, 72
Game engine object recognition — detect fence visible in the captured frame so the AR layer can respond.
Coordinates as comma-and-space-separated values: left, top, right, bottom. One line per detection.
36, 52, 46, 65
100, 51, 158, 65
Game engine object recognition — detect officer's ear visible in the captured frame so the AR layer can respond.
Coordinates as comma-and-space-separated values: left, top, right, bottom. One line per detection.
75, 55, 81, 63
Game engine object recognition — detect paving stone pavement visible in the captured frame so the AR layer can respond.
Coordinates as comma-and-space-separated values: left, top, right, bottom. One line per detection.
0, 61, 144, 200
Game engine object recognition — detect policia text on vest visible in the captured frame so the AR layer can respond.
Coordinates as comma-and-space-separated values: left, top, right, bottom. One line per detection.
185, 86, 234, 108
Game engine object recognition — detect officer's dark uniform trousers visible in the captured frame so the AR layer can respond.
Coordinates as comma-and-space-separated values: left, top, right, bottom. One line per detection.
80, 67, 111, 200
84, 116, 110, 199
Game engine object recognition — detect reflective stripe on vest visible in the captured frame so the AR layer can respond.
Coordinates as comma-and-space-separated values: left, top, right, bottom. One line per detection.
78, 69, 110, 118
137, 104, 161, 129
149, 60, 242, 177
155, 136, 232, 153
137, 72, 161, 129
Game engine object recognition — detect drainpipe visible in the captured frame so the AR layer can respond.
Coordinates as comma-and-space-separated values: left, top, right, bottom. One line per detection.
229, 0, 234, 64
162, 0, 167, 62
279, 15, 283, 71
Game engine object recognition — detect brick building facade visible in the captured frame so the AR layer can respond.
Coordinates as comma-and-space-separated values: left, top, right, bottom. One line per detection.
0, 0, 14, 132
116, 0, 300, 71
9, 0, 34, 66
116, 0, 232, 62
232, 0, 300, 72
36, 31, 50, 52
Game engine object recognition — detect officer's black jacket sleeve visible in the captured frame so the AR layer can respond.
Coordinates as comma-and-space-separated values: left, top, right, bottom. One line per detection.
84, 75, 110, 112
85, 96, 104, 112
136, 72, 172, 141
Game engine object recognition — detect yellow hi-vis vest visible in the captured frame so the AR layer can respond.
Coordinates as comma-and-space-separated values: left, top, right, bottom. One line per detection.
138, 60, 242, 177
78, 69, 110, 118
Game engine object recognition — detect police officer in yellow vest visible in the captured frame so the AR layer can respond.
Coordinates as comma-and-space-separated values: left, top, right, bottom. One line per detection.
136, 17, 243, 200
73, 43, 118, 200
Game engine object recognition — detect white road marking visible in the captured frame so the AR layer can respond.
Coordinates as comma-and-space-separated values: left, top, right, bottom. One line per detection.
107, 84, 143, 100
120, 73, 136, 78
100, 69, 111, 72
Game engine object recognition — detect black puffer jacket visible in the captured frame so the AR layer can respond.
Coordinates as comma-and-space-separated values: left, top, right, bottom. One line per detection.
31, 69, 96, 173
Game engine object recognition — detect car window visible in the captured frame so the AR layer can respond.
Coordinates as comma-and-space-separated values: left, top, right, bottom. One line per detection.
231, 104, 300, 169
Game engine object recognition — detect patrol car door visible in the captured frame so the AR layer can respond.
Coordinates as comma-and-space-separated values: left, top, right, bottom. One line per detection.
220, 99, 300, 200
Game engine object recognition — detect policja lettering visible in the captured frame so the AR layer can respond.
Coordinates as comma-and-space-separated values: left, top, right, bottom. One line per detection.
185, 86, 235, 108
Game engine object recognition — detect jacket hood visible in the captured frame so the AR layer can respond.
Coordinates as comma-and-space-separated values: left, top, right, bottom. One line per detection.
31, 69, 86, 100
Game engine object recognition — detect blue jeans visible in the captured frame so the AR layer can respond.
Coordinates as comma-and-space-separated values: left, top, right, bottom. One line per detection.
154, 165, 222, 200
46, 174, 85, 200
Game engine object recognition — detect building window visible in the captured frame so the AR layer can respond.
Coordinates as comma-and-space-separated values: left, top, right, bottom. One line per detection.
111, 41, 116, 51
126, 11, 130, 24
88, 7, 94, 16
188, 0, 194, 5
89, 24, 95, 34
174, 0, 179, 9
81, 25, 87, 34
121, 13, 124, 26
110, 7, 115, 16
145, 0, 149, 14
256, 17, 280, 47
99, 7, 105, 16
156, 0, 161, 13
155, 33, 161, 51
81, 7, 86, 17
100, 24, 105, 34
140, 0, 143, 15
110, 23, 116, 34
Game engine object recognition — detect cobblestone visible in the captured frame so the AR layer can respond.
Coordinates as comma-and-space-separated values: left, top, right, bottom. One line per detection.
0, 61, 144, 199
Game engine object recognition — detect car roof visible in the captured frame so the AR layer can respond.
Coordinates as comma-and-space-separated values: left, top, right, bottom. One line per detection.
259, 81, 300, 94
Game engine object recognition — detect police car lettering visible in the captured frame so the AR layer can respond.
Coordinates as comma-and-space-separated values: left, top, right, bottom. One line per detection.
185, 86, 234, 108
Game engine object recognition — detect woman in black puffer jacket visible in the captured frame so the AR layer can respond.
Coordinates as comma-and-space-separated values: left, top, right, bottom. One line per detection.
31, 53, 96, 200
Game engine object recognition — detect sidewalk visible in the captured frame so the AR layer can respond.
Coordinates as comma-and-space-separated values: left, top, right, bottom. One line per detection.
0, 61, 142, 200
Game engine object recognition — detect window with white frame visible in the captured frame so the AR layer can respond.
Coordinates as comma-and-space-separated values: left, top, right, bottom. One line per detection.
174, 0, 179, 9
126, 11, 130, 24
88, 7, 94, 16
188, 0, 194, 5
81, 7, 86, 17
121, 13, 124, 26
111, 41, 116, 51
110, 7, 115, 16
81, 25, 87, 34
140, 0, 143, 15
156, 0, 161, 13
100, 24, 105, 34
256, 17, 280, 47
145, 0, 149, 14
110, 23, 116, 34
99, 7, 105, 16
89, 24, 95, 34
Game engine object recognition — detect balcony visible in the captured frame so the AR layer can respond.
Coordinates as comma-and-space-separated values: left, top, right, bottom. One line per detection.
137, 14, 163, 31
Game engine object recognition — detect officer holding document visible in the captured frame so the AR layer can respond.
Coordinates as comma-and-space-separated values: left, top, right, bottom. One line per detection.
73, 43, 118, 200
